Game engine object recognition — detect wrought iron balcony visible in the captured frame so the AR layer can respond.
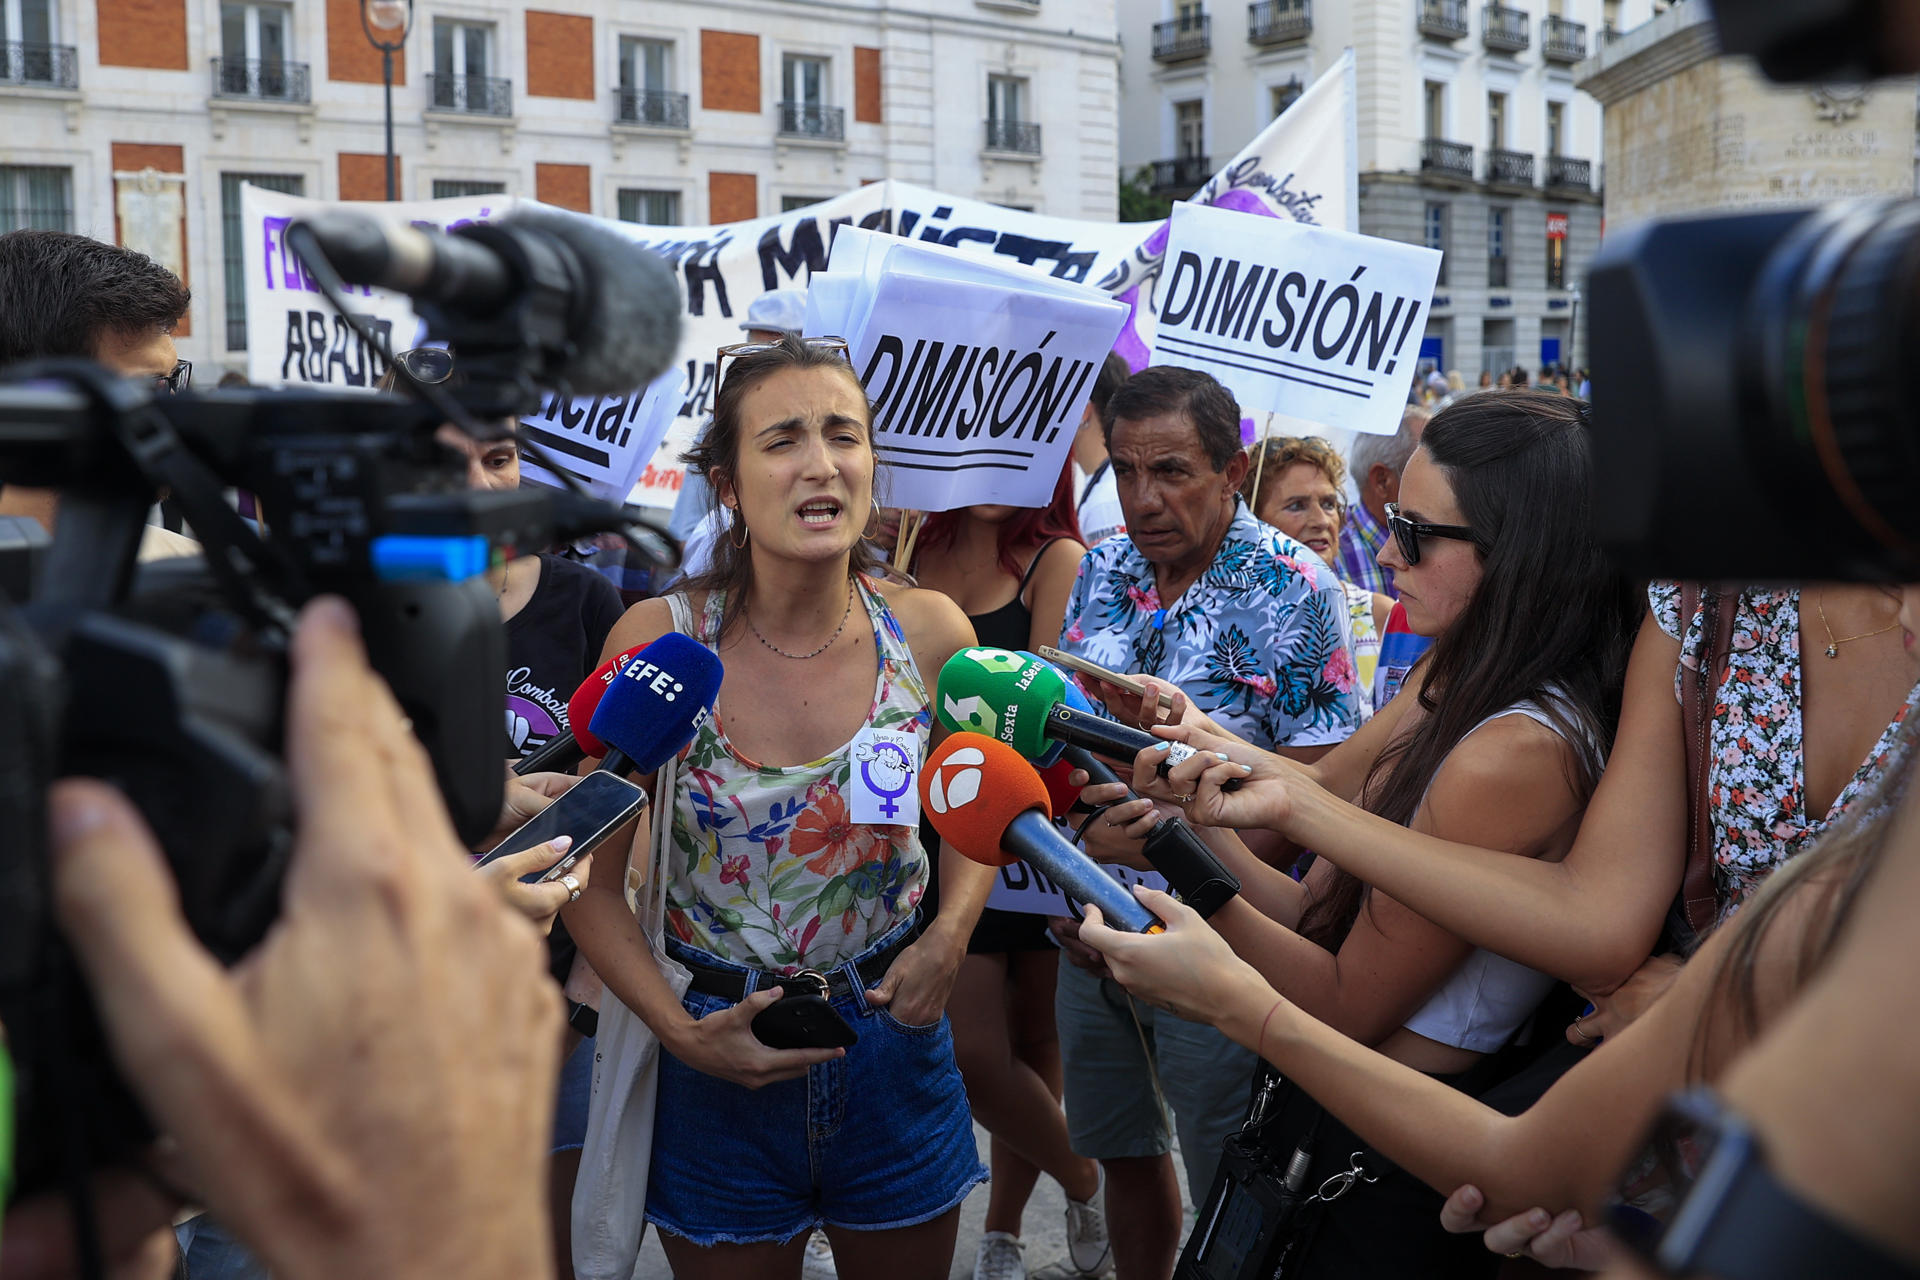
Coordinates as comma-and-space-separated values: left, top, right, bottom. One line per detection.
1248, 0, 1310, 46
1546, 154, 1593, 190
427, 73, 512, 116
615, 87, 689, 128
1150, 155, 1212, 195
1483, 3, 1530, 53
1420, 138, 1474, 181
1542, 15, 1587, 61
1, 41, 77, 88
210, 57, 310, 102
779, 101, 845, 140
1486, 147, 1534, 187
985, 118, 1041, 154
1419, 0, 1469, 41
1601, 22, 1623, 43
1152, 13, 1211, 61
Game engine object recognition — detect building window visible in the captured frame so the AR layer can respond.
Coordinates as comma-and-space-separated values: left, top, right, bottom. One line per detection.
1175, 98, 1205, 157
619, 188, 680, 224
4, 0, 57, 45
1424, 202, 1448, 287
1423, 79, 1446, 138
1547, 101, 1566, 156
0, 164, 71, 232
1487, 91, 1507, 149
5, 0, 60, 81
1270, 76, 1303, 118
1488, 205, 1509, 288
780, 194, 817, 212
988, 74, 1027, 125
619, 36, 669, 92
220, 3, 289, 68
432, 179, 507, 199
221, 172, 302, 351
1603, 0, 1621, 32
431, 19, 494, 110
783, 53, 828, 108
1547, 210, 1568, 289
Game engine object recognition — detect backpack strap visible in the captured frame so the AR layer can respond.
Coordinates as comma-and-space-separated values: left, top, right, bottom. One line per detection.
1678, 584, 1740, 937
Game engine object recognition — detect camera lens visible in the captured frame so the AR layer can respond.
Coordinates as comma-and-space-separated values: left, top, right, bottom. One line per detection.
1746, 198, 1920, 575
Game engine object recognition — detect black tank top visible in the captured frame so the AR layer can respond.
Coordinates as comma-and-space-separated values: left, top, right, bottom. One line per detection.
966, 538, 1066, 652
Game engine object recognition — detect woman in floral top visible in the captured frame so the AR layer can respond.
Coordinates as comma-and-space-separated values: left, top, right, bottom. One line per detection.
563, 335, 989, 1277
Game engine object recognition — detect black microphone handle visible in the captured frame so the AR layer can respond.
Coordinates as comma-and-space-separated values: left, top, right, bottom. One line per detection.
592, 747, 634, 777
514, 732, 588, 777
1059, 746, 1241, 918
1047, 706, 1242, 792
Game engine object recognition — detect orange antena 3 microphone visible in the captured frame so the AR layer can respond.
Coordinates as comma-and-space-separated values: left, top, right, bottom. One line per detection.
922, 733, 1164, 934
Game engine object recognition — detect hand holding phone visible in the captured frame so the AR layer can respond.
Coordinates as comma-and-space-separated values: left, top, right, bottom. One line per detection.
1038, 646, 1176, 718
474, 771, 647, 885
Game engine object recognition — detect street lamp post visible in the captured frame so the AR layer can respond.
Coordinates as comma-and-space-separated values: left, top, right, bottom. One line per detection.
1568, 285, 1582, 380
360, 0, 414, 201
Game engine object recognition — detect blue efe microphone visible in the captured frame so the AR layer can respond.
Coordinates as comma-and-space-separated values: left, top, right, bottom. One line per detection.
587, 632, 723, 778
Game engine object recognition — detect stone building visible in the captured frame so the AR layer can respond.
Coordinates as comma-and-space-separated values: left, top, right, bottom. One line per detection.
1575, 1, 1919, 230
1114, 0, 1675, 377
1, 0, 1120, 376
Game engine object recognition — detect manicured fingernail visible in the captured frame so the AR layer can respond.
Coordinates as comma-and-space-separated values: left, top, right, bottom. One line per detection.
1555, 1210, 1582, 1230
49, 790, 112, 846
1215, 752, 1232, 761
549, 835, 573, 853
1528, 1209, 1551, 1228
1234, 763, 1254, 774
1152, 741, 1171, 752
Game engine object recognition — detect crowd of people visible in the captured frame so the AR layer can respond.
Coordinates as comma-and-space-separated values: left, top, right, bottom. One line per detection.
3, 222, 1920, 1280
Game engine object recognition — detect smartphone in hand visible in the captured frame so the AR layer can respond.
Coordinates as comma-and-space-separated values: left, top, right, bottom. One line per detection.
475, 772, 647, 884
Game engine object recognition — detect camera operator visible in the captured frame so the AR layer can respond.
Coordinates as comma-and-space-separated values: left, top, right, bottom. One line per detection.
0, 230, 199, 561
0, 598, 565, 1280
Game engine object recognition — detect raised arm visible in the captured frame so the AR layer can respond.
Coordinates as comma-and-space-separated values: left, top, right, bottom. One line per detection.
1202, 715, 1584, 1047
1160, 613, 1683, 994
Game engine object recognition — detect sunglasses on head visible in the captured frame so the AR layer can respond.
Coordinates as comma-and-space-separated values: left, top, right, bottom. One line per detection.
1384, 502, 1477, 566
153, 360, 191, 395
715, 335, 849, 376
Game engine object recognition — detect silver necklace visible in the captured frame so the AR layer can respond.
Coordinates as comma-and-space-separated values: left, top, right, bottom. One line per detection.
747, 582, 854, 660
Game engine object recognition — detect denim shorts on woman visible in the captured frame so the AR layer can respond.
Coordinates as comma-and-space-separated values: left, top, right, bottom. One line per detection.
646, 918, 988, 1246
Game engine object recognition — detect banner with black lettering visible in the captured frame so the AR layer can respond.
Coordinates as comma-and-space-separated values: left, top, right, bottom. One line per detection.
829, 231, 1129, 510
1153, 201, 1441, 436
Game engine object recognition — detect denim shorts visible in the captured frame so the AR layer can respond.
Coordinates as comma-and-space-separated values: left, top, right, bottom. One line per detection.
551, 1034, 594, 1153
646, 918, 988, 1246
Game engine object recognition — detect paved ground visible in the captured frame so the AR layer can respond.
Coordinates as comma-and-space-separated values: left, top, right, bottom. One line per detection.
630, 1122, 1195, 1279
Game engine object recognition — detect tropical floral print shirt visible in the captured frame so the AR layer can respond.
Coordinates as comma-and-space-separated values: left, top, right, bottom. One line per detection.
662, 577, 931, 971
1652, 583, 1920, 919
1058, 499, 1362, 749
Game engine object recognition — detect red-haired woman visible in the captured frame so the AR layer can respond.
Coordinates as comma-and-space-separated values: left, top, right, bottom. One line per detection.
910, 466, 1107, 1280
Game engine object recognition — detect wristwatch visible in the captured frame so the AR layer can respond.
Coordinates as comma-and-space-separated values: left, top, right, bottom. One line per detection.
1608, 1087, 1919, 1278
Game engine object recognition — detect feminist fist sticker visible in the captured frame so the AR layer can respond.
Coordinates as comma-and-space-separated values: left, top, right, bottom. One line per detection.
850, 728, 919, 825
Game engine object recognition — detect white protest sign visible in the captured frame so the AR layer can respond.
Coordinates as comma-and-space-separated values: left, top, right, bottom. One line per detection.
517, 365, 684, 499
985, 857, 1168, 917
1099, 51, 1359, 384
849, 249, 1129, 511
1152, 202, 1440, 436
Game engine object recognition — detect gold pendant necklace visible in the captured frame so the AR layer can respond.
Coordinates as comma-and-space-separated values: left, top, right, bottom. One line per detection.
1815, 590, 1900, 659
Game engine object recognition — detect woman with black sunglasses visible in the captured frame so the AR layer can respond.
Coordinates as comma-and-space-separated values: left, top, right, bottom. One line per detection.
1072, 390, 1641, 1277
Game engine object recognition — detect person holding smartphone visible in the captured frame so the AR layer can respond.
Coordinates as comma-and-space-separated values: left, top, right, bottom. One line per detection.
566, 334, 991, 1280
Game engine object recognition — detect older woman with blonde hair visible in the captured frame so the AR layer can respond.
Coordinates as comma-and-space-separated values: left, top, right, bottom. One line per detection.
1243, 435, 1393, 718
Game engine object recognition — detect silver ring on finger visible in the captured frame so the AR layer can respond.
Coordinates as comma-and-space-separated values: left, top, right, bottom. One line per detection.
1570, 1018, 1598, 1045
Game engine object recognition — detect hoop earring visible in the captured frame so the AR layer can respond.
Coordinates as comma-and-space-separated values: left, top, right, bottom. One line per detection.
728, 510, 750, 549
870, 495, 882, 517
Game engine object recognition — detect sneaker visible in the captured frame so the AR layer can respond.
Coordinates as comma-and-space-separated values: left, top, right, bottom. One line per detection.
801, 1228, 837, 1280
973, 1231, 1028, 1280
1063, 1165, 1112, 1277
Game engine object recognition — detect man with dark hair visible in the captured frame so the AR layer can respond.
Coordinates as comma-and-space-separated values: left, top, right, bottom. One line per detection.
0, 229, 197, 559
1072, 350, 1134, 547
1339, 404, 1428, 599
1053, 364, 1361, 1280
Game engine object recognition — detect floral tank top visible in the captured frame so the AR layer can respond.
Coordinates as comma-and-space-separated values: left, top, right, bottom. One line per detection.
662, 575, 932, 972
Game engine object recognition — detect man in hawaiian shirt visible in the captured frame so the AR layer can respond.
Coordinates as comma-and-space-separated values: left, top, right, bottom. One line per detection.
1052, 365, 1361, 1280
